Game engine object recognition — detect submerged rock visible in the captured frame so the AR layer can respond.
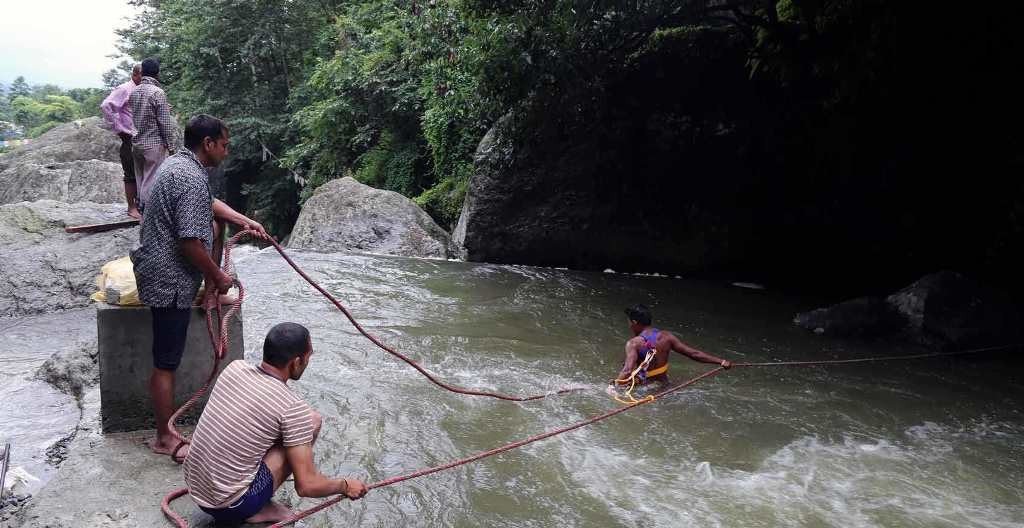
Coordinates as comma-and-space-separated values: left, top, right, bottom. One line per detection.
289, 176, 451, 258
0, 200, 138, 317
794, 296, 905, 337
795, 271, 1024, 348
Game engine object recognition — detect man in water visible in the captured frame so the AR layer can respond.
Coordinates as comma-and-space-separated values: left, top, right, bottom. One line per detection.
131, 114, 268, 456
99, 63, 142, 219
611, 304, 732, 390
183, 322, 368, 524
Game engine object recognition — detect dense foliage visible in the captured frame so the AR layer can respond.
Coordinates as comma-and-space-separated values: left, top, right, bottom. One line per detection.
113, 0, 1023, 295
0, 76, 106, 139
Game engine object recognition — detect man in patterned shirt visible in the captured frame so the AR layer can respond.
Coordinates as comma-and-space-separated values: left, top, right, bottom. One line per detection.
131, 114, 269, 456
184, 323, 367, 524
129, 58, 179, 210
99, 63, 142, 219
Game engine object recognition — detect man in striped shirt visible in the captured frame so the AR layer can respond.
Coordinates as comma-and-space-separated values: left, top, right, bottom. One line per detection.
183, 323, 367, 524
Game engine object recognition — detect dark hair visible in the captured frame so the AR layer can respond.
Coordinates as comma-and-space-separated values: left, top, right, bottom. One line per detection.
263, 322, 311, 367
183, 114, 227, 150
624, 304, 652, 325
141, 58, 160, 78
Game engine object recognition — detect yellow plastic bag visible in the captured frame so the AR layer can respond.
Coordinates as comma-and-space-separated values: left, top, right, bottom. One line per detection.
90, 256, 142, 306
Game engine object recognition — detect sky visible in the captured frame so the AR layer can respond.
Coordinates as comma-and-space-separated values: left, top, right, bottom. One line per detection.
0, 0, 141, 89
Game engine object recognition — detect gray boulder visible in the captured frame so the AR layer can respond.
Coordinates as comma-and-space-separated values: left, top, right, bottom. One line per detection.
0, 159, 124, 205
289, 177, 451, 258
795, 271, 1023, 349
0, 200, 138, 317
793, 296, 905, 337
0, 117, 120, 172
886, 271, 1023, 348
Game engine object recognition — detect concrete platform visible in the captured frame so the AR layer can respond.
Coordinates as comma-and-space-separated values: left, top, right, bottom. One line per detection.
97, 304, 243, 433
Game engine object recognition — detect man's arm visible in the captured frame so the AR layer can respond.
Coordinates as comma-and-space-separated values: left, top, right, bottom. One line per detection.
180, 238, 232, 294
615, 338, 641, 381
212, 199, 270, 240
285, 443, 366, 499
100, 87, 125, 129
669, 334, 731, 368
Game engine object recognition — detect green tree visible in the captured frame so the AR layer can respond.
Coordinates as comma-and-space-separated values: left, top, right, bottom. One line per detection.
117, 0, 345, 237
11, 94, 83, 137
8, 76, 30, 98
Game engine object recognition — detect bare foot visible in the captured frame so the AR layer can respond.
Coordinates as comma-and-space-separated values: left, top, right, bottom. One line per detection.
147, 435, 179, 456
127, 208, 142, 221
245, 501, 294, 524
218, 292, 238, 305
171, 442, 190, 464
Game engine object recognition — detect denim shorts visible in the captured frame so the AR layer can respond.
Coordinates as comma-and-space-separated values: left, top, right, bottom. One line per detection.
199, 462, 274, 523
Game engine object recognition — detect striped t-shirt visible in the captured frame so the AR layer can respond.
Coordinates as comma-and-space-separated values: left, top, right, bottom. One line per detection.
184, 360, 316, 508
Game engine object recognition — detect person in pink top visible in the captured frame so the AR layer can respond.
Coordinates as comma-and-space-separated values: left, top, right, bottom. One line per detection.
100, 63, 143, 219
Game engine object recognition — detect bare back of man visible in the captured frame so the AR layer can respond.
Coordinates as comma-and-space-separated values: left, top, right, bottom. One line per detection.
614, 305, 732, 389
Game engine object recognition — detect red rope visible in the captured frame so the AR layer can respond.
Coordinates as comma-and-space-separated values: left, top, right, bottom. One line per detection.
161, 230, 580, 526
267, 367, 728, 527
160, 229, 1021, 526
732, 344, 1019, 368
259, 237, 582, 401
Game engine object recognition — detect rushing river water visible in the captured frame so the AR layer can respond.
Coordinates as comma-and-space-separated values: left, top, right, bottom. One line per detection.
233, 248, 1022, 527
3, 247, 1023, 526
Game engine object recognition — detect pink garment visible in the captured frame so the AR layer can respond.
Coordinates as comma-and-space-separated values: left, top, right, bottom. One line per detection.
100, 81, 137, 136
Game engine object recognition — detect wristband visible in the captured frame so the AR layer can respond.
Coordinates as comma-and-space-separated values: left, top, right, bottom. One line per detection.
340, 478, 349, 494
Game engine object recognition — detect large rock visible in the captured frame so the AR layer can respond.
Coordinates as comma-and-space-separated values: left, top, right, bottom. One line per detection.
0, 200, 138, 317
795, 271, 1024, 349
886, 271, 1023, 348
0, 117, 125, 206
452, 106, 741, 273
793, 296, 905, 337
289, 176, 451, 258
0, 159, 125, 205
0, 117, 120, 171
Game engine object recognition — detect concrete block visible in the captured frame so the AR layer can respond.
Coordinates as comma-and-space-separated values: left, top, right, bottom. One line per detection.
97, 304, 243, 433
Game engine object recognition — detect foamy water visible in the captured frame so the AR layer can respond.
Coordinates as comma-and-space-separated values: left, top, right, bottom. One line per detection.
232, 249, 1024, 527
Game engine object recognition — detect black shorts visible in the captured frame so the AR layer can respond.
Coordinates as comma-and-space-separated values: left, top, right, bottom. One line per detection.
119, 135, 136, 182
151, 306, 191, 371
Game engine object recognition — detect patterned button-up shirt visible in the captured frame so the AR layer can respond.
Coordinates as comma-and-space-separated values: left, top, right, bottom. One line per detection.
129, 76, 180, 151
131, 148, 214, 309
100, 80, 137, 136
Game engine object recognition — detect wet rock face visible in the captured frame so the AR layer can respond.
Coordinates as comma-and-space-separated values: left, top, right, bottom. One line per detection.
795, 271, 1024, 349
0, 200, 138, 317
289, 176, 451, 258
0, 159, 125, 206
452, 112, 738, 273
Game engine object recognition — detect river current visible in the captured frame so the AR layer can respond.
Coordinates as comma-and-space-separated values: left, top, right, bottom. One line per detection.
4, 247, 1023, 526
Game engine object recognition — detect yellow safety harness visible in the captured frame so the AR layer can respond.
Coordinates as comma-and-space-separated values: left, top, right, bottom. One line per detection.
612, 346, 669, 405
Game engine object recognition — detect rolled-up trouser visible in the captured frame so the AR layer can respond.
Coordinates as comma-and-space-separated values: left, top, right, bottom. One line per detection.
132, 144, 169, 210
119, 135, 135, 182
